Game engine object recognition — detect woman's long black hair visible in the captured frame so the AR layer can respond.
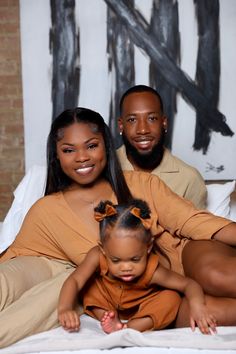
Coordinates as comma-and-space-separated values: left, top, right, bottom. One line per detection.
45, 107, 132, 204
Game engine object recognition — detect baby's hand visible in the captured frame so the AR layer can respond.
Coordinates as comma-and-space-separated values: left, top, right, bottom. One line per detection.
58, 310, 80, 332
190, 304, 217, 335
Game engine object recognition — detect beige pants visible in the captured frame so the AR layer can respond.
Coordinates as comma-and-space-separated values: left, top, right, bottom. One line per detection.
0, 256, 76, 348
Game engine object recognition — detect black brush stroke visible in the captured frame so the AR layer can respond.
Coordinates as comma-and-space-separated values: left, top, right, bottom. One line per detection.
149, 0, 180, 149
107, 4, 135, 148
104, 0, 233, 144
50, 0, 80, 120
193, 0, 221, 153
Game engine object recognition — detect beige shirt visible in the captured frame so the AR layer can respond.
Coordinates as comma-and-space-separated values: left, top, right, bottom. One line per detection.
1, 171, 230, 275
117, 146, 207, 209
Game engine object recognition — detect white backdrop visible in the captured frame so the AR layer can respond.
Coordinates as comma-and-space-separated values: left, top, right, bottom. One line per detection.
19, 0, 236, 180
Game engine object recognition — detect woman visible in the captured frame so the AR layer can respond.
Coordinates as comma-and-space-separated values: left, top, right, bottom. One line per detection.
0, 107, 236, 348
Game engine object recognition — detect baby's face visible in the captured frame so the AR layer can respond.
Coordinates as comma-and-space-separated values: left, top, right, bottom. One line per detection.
102, 228, 150, 283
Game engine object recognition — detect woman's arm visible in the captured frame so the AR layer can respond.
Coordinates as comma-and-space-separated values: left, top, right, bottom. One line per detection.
58, 246, 100, 331
151, 264, 217, 334
125, 171, 231, 243
213, 222, 236, 246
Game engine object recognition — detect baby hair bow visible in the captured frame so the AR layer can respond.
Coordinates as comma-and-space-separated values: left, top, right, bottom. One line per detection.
130, 207, 152, 230
94, 204, 117, 222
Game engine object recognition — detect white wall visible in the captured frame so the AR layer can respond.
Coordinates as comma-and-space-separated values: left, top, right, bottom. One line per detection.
20, 0, 236, 179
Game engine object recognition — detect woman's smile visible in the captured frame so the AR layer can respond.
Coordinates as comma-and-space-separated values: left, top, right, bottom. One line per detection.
56, 122, 107, 186
75, 165, 94, 176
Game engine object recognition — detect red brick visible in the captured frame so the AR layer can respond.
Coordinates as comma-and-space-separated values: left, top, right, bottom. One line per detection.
0, 0, 23, 220
0, 0, 18, 7
0, 8, 18, 23
0, 61, 17, 75
0, 85, 18, 96
0, 23, 18, 33
12, 97, 22, 108
0, 75, 21, 85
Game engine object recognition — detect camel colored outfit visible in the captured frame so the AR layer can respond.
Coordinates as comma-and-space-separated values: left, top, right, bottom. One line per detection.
0, 171, 231, 347
117, 146, 207, 209
83, 252, 181, 329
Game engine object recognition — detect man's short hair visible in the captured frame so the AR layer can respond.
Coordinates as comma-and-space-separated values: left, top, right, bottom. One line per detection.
119, 85, 164, 114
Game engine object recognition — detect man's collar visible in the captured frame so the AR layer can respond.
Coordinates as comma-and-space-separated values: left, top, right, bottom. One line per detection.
116, 145, 134, 171
153, 148, 179, 173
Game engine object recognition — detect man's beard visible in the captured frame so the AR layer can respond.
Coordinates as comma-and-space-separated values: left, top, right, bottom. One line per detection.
122, 130, 166, 170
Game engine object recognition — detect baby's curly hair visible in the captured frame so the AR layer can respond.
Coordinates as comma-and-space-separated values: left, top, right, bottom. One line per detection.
94, 198, 152, 245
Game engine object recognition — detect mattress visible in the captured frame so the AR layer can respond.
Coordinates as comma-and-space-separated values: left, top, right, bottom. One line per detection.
1, 315, 236, 354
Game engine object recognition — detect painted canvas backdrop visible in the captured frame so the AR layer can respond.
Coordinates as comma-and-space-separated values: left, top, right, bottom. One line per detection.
19, 0, 236, 180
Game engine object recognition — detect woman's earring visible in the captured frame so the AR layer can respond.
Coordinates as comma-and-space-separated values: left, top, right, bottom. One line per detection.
164, 129, 167, 133
120, 131, 122, 136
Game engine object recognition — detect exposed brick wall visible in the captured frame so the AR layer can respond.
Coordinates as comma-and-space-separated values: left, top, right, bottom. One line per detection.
0, 0, 24, 221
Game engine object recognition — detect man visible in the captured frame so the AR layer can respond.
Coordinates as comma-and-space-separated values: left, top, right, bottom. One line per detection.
116, 85, 207, 209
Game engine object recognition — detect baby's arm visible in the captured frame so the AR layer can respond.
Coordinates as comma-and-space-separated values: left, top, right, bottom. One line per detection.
151, 264, 217, 334
58, 246, 100, 331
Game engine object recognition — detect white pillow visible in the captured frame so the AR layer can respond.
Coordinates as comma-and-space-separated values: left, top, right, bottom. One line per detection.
230, 191, 236, 222
0, 165, 47, 253
206, 180, 236, 219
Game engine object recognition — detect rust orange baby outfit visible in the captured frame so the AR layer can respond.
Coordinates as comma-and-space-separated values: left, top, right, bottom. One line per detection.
83, 252, 182, 330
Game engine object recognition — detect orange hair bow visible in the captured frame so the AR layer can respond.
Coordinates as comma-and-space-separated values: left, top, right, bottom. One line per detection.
130, 207, 152, 230
94, 204, 117, 222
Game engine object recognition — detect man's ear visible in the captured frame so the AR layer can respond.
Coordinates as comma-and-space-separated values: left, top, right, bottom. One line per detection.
163, 115, 168, 131
118, 117, 123, 134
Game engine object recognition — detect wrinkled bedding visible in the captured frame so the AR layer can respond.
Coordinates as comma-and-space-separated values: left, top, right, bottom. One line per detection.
1, 315, 236, 354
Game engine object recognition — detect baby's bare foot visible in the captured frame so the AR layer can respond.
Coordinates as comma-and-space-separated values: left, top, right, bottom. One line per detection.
101, 311, 124, 333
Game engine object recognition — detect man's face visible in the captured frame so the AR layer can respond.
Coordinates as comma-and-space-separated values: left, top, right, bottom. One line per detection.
119, 91, 167, 170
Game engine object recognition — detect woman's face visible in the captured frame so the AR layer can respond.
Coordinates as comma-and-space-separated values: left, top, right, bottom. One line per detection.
56, 122, 107, 186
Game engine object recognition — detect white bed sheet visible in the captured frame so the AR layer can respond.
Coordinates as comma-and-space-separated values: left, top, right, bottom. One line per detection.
39, 350, 236, 354
2, 315, 236, 354
29, 349, 236, 354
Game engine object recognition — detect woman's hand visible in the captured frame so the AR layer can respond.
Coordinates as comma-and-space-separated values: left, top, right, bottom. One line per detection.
189, 303, 217, 335
58, 310, 80, 332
